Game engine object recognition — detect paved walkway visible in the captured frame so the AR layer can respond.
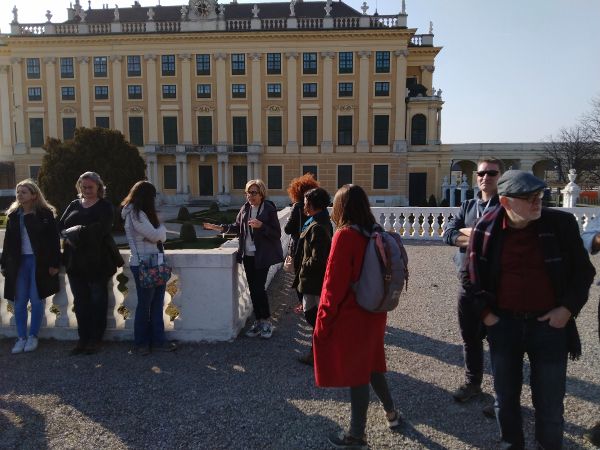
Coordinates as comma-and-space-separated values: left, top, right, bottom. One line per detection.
0, 243, 598, 449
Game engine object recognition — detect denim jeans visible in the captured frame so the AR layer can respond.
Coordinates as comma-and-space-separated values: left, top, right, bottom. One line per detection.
487, 314, 568, 450
130, 265, 167, 347
458, 288, 485, 386
242, 256, 270, 320
14, 254, 44, 338
68, 274, 109, 343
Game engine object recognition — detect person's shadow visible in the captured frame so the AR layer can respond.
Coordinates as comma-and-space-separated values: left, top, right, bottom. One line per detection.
0, 398, 48, 449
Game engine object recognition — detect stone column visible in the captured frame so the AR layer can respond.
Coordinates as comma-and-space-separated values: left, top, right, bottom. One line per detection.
10, 57, 26, 153
110, 55, 123, 132
357, 51, 372, 153
321, 51, 335, 153
77, 56, 91, 127
217, 153, 231, 205
146, 153, 158, 185
436, 107, 442, 143
179, 53, 193, 144
214, 53, 228, 146
176, 148, 188, 194
393, 49, 409, 152
0, 65, 11, 153
144, 54, 159, 144
250, 53, 262, 149
427, 106, 437, 144
520, 159, 534, 173
44, 57, 58, 138
285, 52, 299, 153
420, 65, 435, 96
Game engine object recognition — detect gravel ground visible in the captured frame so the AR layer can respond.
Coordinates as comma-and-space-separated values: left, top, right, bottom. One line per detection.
0, 242, 598, 449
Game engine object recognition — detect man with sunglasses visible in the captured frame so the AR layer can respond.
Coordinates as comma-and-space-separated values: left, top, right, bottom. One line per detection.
444, 157, 501, 405
463, 170, 595, 450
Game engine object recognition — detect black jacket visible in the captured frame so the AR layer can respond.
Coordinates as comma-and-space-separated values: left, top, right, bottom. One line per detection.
292, 210, 333, 295
0, 208, 61, 300
58, 198, 117, 279
223, 200, 284, 269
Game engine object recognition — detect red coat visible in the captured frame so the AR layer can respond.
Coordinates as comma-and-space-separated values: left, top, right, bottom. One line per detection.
313, 227, 387, 387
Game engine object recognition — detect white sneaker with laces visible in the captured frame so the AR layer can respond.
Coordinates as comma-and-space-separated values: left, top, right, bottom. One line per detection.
245, 321, 261, 338
260, 321, 273, 339
11, 338, 27, 354
24, 336, 39, 352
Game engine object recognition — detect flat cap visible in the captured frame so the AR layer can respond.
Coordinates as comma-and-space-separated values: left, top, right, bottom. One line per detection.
497, 170, 546, 197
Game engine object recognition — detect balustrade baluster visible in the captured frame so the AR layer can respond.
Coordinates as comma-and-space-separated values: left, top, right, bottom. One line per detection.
120, 265, 137, 331
0, 297, 11, 327
52, 275, 72, 328
383, 213, 391, 231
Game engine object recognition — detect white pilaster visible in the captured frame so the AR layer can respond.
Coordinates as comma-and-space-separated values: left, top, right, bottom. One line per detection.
250, 53, 262, 146
357, 51, 371, 152
44, 57, 58, 138
10, 58, 26, 152
144, 54, 158, 143
78, 56, 91, 127
0, 65, 13, 152
179, 54, 193, 144
321, 51, 335, 153
215, 53, 228, 144
393, 49, 409, 152
110, 55, 123, 131
285, 52, 298, 153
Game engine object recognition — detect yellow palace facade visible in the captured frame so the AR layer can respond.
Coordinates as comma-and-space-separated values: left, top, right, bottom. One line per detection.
0, 0, 549, 206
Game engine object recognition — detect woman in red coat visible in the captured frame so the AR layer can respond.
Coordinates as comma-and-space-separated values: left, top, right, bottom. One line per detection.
313, 184, 401, 449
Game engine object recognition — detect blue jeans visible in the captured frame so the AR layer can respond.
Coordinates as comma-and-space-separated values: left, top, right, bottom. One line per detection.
487, 314, 568, 450
130, 266, 167, 347
14, 254, 44, 338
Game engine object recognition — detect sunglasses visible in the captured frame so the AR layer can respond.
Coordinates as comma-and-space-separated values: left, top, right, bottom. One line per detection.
246, 190, 260, 196
512, 191, 544, 204
476, 170, 499, 177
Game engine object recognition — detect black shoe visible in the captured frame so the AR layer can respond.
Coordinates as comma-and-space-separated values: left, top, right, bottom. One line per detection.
85, 341, 101, 355
70, 340, 87, 355
327, 432, 368, 450
482, 404, 496, 419
134, 345, 151, 356
452, 383, 482, 402
153, 342, 177, 352
584, 422, 600, 446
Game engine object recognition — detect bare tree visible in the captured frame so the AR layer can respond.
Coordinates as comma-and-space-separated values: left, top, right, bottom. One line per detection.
544, 124, 598, 184
582, 96, 600, 142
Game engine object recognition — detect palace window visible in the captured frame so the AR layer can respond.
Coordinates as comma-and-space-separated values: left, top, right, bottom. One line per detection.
27, 87, 42, 102
127, 55, 142, 77
375, 51, 391, 73
374, 115, 389, 145
411, 114, 427, 145
232, 84, 246, 98
29, 118, 44, 147
267, 53, 281, 74
232, 117, 247, 151
375, 81, 390, 97
94, 86, 109, 100
129, 116, 144, 146
373, 165, 389, 189
267, 166, 283, 190
197, 116, 212, 145
162, 84, 177, 99
196, 54, 211, 75
337, 115, 353, 145
63, 117, 76, 140
338, 82, 353, 97
163, 116, 178, 145
26, 58, 41, 79
267, 83, 281, 98
339, 52, 353, 74
128, 85, 143, 100
161, 55, 176, 76
302, 116, 317, 146
96, 116, 110, 129
303, 83, 317, 98
196, 84, 211, 98
163, 165, 177, 190
231, 53, 246, 75
302, 165, 318, 179
303, 52, 317, 74
60, 57, 74, 78
61, 86, 75, 101
93, 56, 108, 77
233, 165, 248, 190
268, 116, 282, 146
337, 165, 353, 187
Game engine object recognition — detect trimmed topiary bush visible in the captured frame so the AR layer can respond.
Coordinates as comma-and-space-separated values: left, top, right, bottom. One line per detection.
180, 221, 197, 242
177, 206, 191, 221
428, 195, 437, 207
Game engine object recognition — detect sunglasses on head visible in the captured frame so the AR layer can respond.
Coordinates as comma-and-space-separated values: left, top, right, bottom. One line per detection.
477, 170, 499, 177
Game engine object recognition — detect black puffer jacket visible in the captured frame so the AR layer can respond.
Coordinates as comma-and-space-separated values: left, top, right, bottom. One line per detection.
0, 207, 61, 300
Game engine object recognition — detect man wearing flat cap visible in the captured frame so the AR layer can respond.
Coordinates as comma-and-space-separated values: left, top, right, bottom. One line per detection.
462, 170, 595, 450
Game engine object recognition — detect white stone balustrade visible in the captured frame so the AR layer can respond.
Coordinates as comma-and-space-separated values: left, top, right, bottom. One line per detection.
1, 206, 598, 341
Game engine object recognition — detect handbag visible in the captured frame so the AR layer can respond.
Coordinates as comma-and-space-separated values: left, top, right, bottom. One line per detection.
283, 206, 302, 274
135, 241, 172, 288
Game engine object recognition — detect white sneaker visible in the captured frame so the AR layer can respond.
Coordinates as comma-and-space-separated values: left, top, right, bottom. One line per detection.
11, 338, 27, 354
24, 336, 39, 352
260, 321, 273, 339
245, 321, 261, 338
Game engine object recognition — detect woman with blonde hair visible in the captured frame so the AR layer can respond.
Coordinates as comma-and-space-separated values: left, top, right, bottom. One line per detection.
1, 179, 61, 353
58, 171, 118, 355
313, 184, 400, 449
204, 179, 283, 339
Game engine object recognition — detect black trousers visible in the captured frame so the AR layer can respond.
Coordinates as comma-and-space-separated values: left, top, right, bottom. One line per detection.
68, 274, 109, 343
243, 256, 271, 320
349, 373, 395, 437
458, 287, 485, 386
304, 305, 318, 329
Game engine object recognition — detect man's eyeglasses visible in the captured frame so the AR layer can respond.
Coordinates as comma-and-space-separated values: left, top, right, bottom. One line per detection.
512, 191, 544, 204
476, 170, 499, 177
246, 190, 259, 196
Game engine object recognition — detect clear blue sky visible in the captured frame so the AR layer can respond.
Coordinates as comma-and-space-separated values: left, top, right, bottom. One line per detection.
2, 0, 600, 143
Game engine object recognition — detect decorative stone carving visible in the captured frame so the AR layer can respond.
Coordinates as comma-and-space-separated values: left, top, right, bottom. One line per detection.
181, 6, 188, 21
188, 0, 218, 21
285, 51, 299, 59
194, 105, 215, 112
361, 2, 368, 15
421, 65, 435, 73
77, 56, 89, 64
249, 53, 261, 62
61, 106, 77, 114
252, 4, 260, 18
10, 57, 22, 64
11, 6, 18, 24
129, 105, 144, 113
110, 55, 123, 62
0, 65, 11, 73
436, 89, 442, 97
402, 0, 406, 14
45, 10, 53, 23
178, 53, 192, 61
358, 51, 372, 59
324, 0, 333, 17
289, 0, 296, 17
394, 49, 409, 58
218, 4, 225, 18
267, 105, 282, 112
429, 21, 433, 34
114, 6, 119, 22
320, 51, 335, 59
43, 57, 56, 64
213, 53, 227, 61
144, 53, 157, 61
336, 104, 355, 112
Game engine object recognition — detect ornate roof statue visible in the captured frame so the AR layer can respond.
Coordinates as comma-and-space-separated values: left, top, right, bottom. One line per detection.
188, 0, 218, 21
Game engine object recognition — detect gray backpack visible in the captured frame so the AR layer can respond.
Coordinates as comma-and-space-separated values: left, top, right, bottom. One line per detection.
351, 224, 409, 312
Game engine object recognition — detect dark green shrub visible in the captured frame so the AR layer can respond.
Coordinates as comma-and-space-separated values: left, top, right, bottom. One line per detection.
440, 198, 450, 207
428, 195, 437, 207
180, 222, 197, 242
208, 201, 219, 212
177, 206, 191, 221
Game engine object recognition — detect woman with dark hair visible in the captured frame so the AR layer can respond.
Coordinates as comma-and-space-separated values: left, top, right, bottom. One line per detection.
314, 184, 400, 449
1, 179, 60, 353
203, 179, 283, 339
284, 174, 320, 306
292, 187, 332, 365
121, 180, 175, 354
59, 171, 118, 355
